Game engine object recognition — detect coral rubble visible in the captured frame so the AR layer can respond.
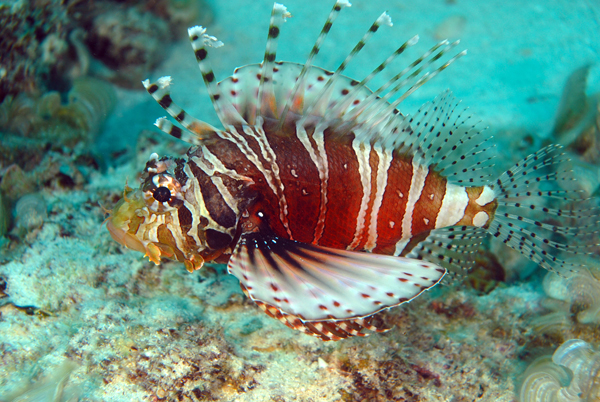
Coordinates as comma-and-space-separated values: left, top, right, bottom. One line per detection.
0, 0, 212, 100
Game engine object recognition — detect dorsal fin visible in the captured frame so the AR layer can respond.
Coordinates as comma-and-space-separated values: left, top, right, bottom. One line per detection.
327, 34, 419, 120
278, 0, 352, 126
370, 44, 466, 127
187, 26, 246, 128
256, 3, 291, 122
348, 40, 464, 129
299, 11, 393, 122
217, 63, 377, 127
142, 77, 221, 144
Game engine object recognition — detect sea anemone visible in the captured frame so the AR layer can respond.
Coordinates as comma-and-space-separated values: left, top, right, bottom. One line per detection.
520, 339, 600, 402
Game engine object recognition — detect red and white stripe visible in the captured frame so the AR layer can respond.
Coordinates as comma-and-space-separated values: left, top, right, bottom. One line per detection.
193, 120, 492, 256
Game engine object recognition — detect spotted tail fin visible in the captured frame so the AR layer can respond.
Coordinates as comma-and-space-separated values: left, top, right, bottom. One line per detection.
486, 144, 600, 275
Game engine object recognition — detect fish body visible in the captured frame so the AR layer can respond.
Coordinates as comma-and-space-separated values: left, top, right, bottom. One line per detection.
107, 1, 598, 340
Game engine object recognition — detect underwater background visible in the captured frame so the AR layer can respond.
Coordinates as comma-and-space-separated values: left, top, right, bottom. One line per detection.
1, 0, 600, 400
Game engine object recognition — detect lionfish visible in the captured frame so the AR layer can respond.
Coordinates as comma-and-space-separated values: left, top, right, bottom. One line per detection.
107, 1, 598, 340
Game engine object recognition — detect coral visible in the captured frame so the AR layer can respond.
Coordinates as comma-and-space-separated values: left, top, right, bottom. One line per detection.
73, 0, 212, 86
528, 266, 600, 350
0, 77, 116, 147
0, 191, 7, 237
0, 164, 37, 204
61, 77, 117, 137
0, 177, 566, 401
83, 5, 171, 87
551, 65, 600, 165
552, 66, 598, 152
150, 0, 213, 36
520, 339, 600, 402
464, 250, 506, 294
0, 152, 88, 239
0, 5, 58, 97
0, 0, 212, 99
0, 0, 106, 101
0, 77, 116, 194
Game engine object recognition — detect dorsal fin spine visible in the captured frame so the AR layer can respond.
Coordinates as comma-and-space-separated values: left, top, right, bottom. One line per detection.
142, 77, 219, 143
257, 3, 291, 121
382, 47, 467, 122
188, 26, 245, 128
330, 34, 419, 120
343, 39, 451, 126
277, 0, 352, 129
368, 41, 462, 128
366, 48, 468, 150
300, 11, 393, 122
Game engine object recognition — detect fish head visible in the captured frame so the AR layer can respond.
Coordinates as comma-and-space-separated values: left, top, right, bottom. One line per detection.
106, 153, 206, 272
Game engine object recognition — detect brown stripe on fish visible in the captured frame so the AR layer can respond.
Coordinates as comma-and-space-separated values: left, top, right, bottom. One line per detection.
411, 169, 447, 235
188, 146, 251, 219
177, 204, 194, 234
317, 134, 364, 249
292, 122, 329, 244
182, 157, 238, 254
364, 144, 393, 251
372, 153, 414, 254
349, 142, 390, 251
196, 122, 297, 240
238, 123, 294, 238
401, 160, 430, 240
253, 123, 322, 244
156, 223, 187, 262
186, 158, 238, 231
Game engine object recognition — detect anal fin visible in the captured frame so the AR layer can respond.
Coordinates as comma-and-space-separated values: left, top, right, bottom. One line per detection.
243, 287, 390, 341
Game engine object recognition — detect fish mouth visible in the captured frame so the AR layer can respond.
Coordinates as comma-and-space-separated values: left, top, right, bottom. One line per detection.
106, 218, 146, 254
105, 187, 148, 254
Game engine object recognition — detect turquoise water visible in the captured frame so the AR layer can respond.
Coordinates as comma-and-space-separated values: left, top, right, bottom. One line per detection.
1, 0, 599, 400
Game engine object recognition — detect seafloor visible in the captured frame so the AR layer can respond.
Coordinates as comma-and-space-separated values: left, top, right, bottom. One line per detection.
1, 0, 600, 401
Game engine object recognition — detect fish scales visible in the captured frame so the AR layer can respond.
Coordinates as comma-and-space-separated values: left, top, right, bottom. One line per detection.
107, 1, 599, 341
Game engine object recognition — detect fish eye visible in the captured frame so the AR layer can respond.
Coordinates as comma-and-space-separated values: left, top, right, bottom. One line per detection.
142, 173, 182, 213
153, 186, 172, 203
